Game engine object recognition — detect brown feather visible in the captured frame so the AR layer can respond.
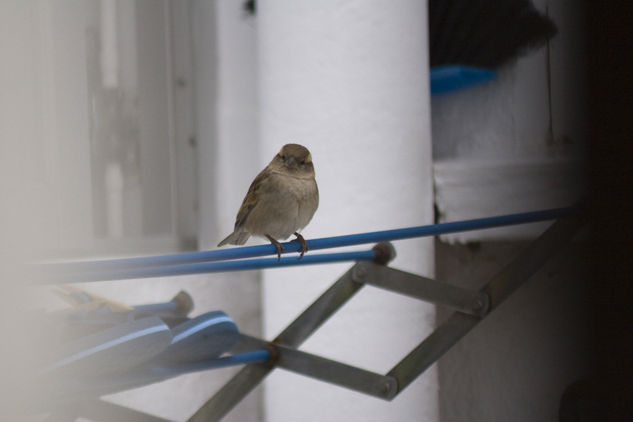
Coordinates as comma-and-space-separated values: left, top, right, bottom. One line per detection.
235, 167, 272, 229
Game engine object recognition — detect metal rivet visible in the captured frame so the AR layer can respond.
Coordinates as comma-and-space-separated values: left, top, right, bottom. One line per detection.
381, 380, 393, 396
354, 264, 367, 280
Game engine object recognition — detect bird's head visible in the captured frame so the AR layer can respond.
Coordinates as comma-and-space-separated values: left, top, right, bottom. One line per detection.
270, 143, 315, 178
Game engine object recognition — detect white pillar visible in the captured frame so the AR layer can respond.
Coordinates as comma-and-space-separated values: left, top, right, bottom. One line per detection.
193, 2, 262, 421
258, 1, 437, 421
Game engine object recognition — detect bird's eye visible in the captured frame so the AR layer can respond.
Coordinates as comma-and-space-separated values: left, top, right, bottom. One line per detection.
300, 160, 306, 165
280, 155, 286, 161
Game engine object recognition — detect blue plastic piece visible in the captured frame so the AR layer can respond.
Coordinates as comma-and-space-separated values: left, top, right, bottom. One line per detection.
430, 65, 497, 95
42, 317, 172, 376
153, 311, 239, 363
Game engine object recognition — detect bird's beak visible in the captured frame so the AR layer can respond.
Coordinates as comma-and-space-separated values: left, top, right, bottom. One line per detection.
286, 156, 296, 166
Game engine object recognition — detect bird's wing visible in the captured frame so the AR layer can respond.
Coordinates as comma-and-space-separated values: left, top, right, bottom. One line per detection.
234, 167, 272, 229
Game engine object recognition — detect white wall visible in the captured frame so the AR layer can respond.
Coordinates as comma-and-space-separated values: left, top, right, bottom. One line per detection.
257, 1, 437, 421
435, 241, 591, 422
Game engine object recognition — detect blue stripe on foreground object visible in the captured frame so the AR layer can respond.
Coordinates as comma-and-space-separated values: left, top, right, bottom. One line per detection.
430, 65, 497, 95
46, 349, 273, 400
41, 206, 577, 283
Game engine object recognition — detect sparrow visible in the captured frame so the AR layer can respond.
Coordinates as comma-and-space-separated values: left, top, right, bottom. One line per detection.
217, 143, 319, 260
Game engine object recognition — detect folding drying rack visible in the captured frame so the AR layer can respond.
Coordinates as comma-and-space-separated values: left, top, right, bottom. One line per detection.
38, 206, 582, 422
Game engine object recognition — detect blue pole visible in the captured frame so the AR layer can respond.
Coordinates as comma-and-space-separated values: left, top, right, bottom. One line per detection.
306, 206, 576, 250
48, 206, 577, 276
165, 349, 271, 373
209, 349, 271, 367
45, 250, 378, 283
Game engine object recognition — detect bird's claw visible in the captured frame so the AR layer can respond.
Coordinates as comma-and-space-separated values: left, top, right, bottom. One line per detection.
293, 232, 308, 259
266, 235, 284, 262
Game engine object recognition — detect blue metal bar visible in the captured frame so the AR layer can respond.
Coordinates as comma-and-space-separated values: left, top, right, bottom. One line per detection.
206, 349, 271, 367
49, 206, 576, 276
305, 206, 576, 250
46, 250, 377, 284
160, 349, 271, 374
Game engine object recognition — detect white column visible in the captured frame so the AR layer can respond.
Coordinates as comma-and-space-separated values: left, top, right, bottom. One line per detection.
193, 2, 262, 422
258, 1, 437, 421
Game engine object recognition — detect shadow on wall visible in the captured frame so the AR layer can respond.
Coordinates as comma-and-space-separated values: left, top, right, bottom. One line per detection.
436, 239, 591, 422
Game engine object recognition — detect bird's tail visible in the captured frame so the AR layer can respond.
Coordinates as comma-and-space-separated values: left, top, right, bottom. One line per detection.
217, 231, 250, 247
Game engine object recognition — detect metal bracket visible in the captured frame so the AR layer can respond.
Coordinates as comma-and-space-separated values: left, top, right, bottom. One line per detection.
56, 216, 581, 422
189, 265, 366, 422
238, 334, 398, 400
188, 216, 581, 421
351, 261, 490, 317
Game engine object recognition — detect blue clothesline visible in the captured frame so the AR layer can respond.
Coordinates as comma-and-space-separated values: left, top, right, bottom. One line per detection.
43, 206, 576, 284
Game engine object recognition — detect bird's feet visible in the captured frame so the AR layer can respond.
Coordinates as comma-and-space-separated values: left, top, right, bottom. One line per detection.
293, 232, 308, 259
266, 234, 284, 261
